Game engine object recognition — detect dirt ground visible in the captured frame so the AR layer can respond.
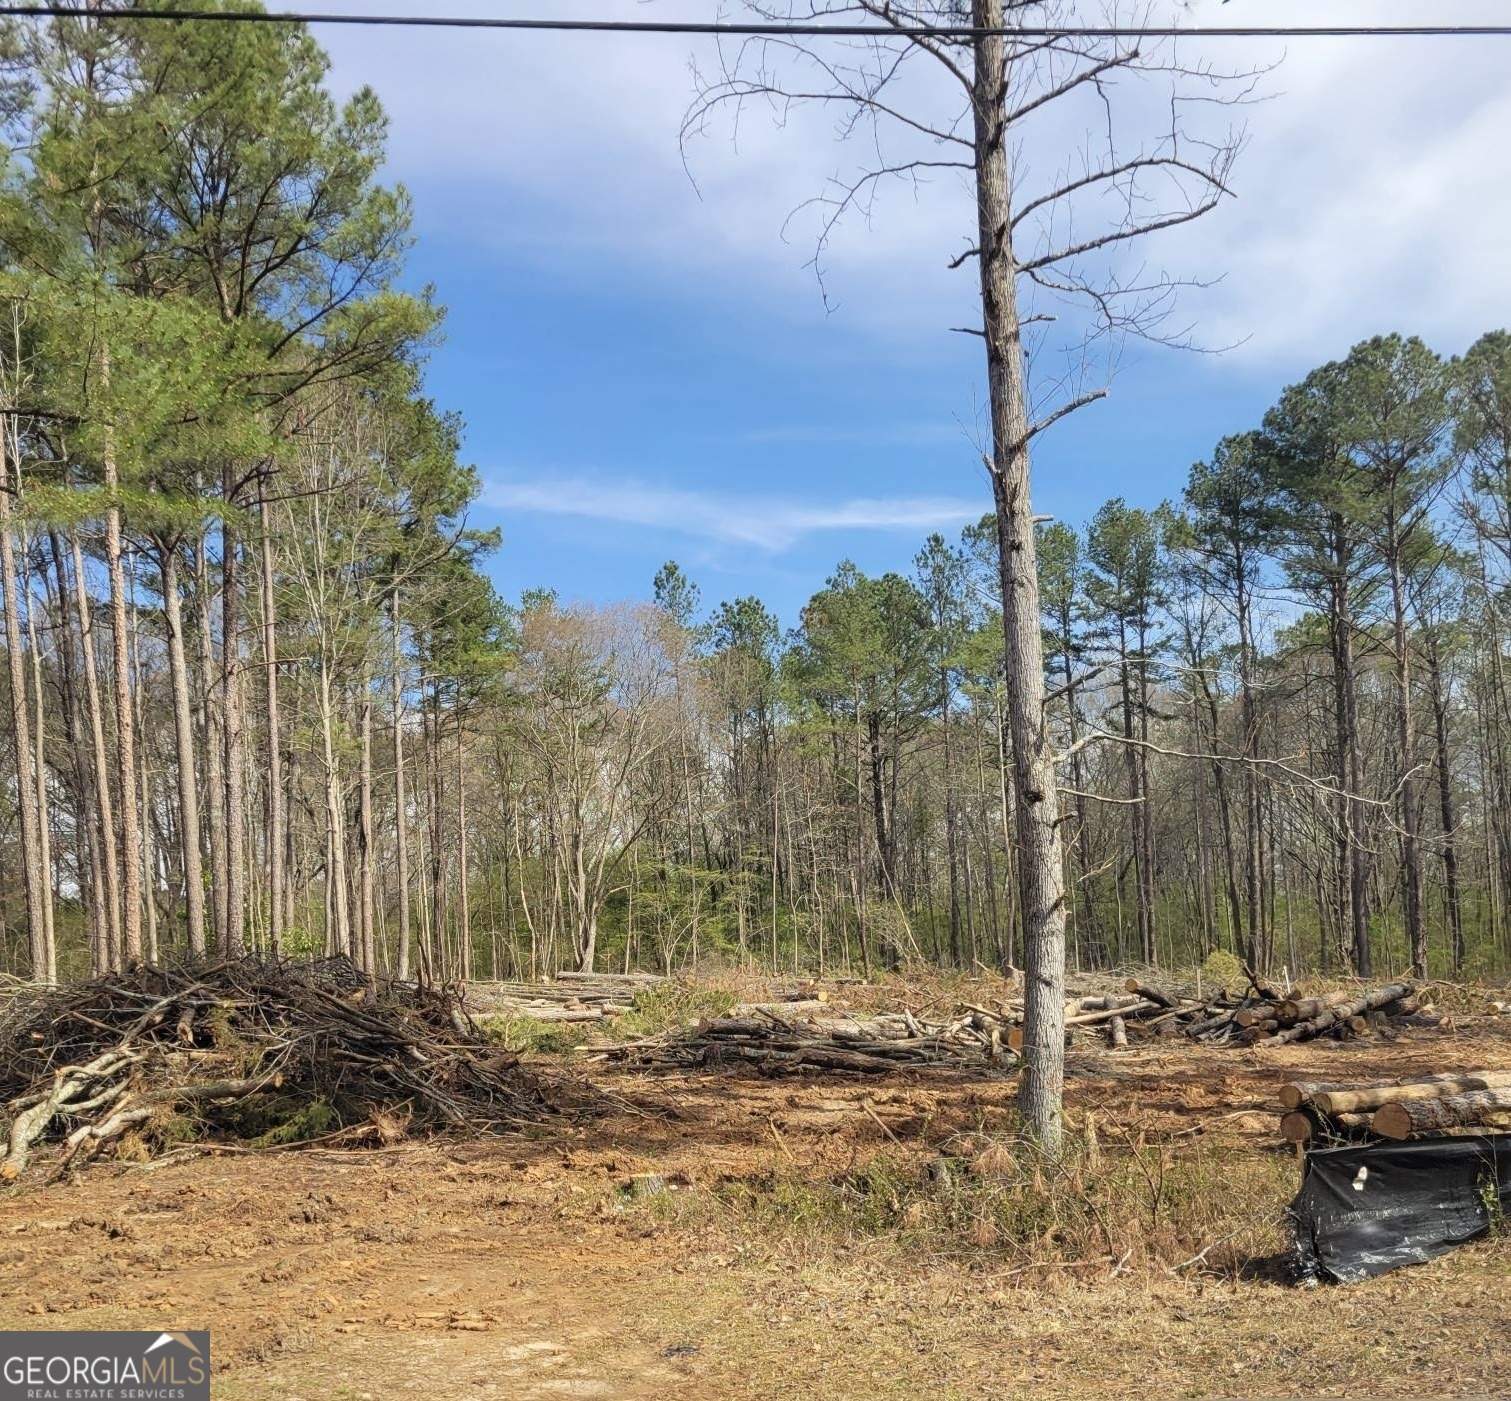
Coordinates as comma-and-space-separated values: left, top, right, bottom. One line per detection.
3, 1003, 1510, 1400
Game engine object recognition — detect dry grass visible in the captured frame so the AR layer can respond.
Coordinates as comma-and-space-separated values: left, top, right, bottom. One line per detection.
649, 1127, 1295, 1277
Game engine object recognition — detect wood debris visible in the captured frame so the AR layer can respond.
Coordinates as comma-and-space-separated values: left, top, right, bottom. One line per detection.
1277, 1070, 1511, 1144
0, 957, 589, 1179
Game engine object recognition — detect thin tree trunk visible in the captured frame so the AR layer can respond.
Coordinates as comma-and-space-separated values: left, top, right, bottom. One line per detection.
359, 687, 375, 978
48, 531, 106, 972
1426, 633, 1465, 973
23, 534, 56, 978
69, 529, 121, 970
319, 658, 350, 957
259, 483, 285, 956
101, 380, 143, 963
0, 430, 47, 978
195, 531, 228, 953
160, 547, 206, 956
1387, 541, 1425, 977
128, 553, 156, 962
456, 717, 470, 981
392, 593, 412, 980
220, 473, 246, 956
975, 0, 1067, 1149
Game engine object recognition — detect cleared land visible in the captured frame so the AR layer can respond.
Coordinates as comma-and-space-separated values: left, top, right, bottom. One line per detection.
1, 979, 1509, 1401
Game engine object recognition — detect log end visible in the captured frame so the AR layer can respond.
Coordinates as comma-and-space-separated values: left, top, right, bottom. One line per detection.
1279, 1111, 1315, 1143
1372, 1102, 1413, 1140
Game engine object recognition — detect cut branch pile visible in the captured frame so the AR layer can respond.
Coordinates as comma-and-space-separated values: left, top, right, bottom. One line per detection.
586, 973, 1445, 1074
0, 958, 585, 1180
591, 1006, 1014, 1074
1277, 1071, 1511, 1145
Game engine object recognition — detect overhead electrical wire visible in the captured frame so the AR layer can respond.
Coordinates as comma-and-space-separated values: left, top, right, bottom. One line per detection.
0, 6, 1506, 39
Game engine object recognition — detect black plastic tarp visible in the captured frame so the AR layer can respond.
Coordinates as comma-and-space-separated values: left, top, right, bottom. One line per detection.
1289, 1134, 1511, 1284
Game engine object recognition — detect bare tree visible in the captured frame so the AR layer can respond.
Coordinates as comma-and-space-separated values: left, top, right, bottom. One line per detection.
684, 0, 1254, 1146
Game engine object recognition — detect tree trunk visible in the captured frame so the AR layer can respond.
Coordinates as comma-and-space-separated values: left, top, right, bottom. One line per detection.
195, 531, 228, 954
1425, 633, 1465, 973
319, 657, 351, 957
1237, 583, 1264, 969
220, 472, 246, 957
22, 534, 56, 979
359, 687, 375, 977
1330, 530, 1370, 975
48, 532, 107, 972
1387, 541, 1424, 977
69, 528, 121, 970
103, 394, 143, 964
392, 593, 412, 980
0, 433, 47, 978
128, 556, 156, 962
259, 484, 285, 957
456, 717, 470, 982
160, 546, 206, 956
975, 0, 1067, 1151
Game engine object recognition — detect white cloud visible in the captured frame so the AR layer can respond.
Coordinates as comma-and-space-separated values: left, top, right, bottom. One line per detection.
484, 473, 981, 550
317, 0, 1511, 363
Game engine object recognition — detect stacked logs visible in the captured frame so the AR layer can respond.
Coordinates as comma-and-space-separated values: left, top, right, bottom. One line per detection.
466, 970, 666, 1023
1187, 982, 1433, 1048
465, 972, 832, 1024
1278, 1071, 1511, 1145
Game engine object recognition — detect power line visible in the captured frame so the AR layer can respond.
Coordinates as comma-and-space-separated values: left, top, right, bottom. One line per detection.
0, 7, 1507, 40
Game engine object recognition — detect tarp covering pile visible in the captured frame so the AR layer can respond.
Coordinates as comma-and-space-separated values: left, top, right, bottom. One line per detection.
1290, 1135, 1511, 1283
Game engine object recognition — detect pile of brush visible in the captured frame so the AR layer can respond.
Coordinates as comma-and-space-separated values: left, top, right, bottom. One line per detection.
591, 1005, 1012, 1074
0, 957, 585, 1180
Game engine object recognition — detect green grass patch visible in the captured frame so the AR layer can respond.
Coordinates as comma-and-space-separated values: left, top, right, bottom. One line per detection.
613, 981, 738, 1038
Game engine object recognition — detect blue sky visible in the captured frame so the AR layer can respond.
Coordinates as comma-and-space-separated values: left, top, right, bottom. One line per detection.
318, 0, 1511, 630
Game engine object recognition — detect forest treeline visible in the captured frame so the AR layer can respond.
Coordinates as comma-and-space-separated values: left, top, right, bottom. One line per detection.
2, 12, 1511, 986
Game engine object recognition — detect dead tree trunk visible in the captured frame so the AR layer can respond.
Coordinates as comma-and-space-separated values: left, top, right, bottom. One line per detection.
974, 0, 1067, 1149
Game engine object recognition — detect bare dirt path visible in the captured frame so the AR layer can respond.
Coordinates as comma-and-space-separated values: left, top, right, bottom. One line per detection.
2, 1021, 1509, 1399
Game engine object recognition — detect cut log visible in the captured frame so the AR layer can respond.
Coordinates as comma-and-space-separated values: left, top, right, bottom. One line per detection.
1282, 1075, 1435, 1111
1257, 983, 1414, 1047
1277, 991, 1351, 1023
1240, 1021, 1279, 1045
1279, 1109, 1372, 1143
1064, 999, 1159, 1027
1235, 1005, 1279, 1028
1107, 1015, 1128, 1049
1315, 1070, 1511, 1116
1373, 1087, 1511, 1139
553, 970, 664, 986
1122, 978, 1179, 1009
1079, 994, 1140, 1013
733, 1000, 833, 1019
1243, 962, 1287, 1001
